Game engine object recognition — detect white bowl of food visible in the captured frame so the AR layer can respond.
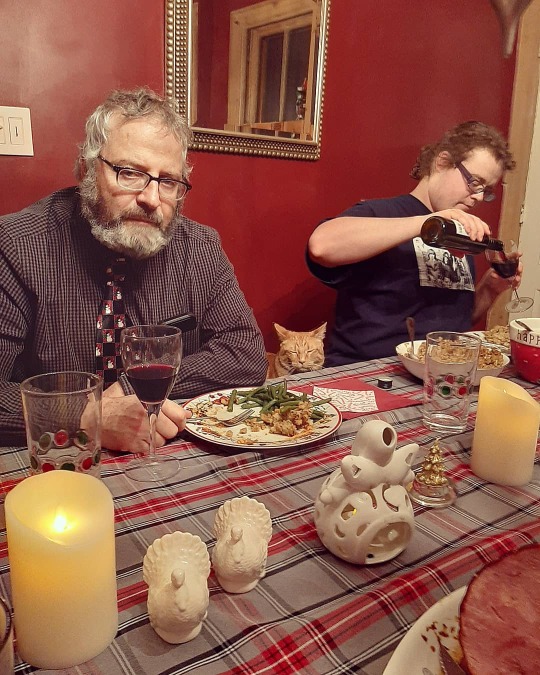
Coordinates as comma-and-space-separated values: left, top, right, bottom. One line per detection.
395, 340, 509, 386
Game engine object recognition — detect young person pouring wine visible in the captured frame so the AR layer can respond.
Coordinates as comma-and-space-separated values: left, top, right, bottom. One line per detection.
307, 120, 521, 366
0, 88, 267, 452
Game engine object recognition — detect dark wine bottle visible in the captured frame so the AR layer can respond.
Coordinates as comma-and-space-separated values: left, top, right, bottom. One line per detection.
420, 216, 504, 254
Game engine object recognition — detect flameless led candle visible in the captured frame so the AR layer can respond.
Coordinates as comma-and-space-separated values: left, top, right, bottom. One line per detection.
5, 472, 118, 669
471, 376, 540, 486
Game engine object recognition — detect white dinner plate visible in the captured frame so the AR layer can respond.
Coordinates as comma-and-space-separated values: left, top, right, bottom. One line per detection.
383, 586, 465, 675
184, 386, 342, 449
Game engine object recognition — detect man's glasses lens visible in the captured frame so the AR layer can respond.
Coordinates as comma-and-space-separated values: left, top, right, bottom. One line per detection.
98, 157, 190, 201
117, 169, 189, 200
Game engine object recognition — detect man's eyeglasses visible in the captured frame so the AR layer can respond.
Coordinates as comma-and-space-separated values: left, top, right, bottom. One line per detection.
98, 155, 192, 201
456, 162, 496, 202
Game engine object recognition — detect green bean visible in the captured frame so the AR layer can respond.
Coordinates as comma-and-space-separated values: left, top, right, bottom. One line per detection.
311, 398, 332, 406
260, 398, 279, 413
233, 384, 332, 417
227, 389, 237, 412
237, 386, 266, 401
279, 401, 302, 410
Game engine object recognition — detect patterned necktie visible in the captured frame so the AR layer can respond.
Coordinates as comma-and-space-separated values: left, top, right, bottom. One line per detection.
96, 257, 129, 388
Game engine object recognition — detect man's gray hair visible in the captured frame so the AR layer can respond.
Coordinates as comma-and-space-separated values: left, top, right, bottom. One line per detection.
75, 87, 192, 181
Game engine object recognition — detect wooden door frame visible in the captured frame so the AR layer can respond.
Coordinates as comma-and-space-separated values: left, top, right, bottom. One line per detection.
488, 0, 540, 327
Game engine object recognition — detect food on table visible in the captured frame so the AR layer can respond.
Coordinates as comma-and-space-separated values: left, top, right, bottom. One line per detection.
459, 544, 540, 674
414, 340, 504, 369
187, 382, 332, 442
260, 401, 313, 437
483, 324, 510, 348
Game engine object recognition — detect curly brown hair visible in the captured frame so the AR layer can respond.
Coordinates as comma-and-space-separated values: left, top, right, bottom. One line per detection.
410, 120, 515, 180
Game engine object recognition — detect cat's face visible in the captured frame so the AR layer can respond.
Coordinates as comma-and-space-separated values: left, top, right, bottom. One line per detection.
275, 323, 326, 374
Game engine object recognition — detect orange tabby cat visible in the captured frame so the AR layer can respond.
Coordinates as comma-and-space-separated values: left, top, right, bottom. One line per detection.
266, 322, 327, 379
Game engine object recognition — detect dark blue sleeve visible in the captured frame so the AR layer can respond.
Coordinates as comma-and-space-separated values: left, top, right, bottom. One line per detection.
305, 201, 378, 287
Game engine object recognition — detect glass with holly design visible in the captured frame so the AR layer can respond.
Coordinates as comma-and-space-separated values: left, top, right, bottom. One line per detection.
422, 331, 481, 433
21, 372, 103, 476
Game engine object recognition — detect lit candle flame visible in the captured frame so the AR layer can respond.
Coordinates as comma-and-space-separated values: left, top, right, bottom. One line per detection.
51, 510, 71, 533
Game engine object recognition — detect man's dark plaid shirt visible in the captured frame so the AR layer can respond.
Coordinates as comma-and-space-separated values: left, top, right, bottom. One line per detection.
0, 188, 267, 443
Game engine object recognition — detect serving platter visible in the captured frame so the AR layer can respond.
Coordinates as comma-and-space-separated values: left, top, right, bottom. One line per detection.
184, 386, 341, 449
383, 586, 465, 674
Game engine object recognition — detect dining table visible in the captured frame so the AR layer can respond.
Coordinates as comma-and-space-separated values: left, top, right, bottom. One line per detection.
0, 354, 539, 674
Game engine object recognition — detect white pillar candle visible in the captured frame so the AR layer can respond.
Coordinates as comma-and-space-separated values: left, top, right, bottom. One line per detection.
5, 472, 118, 668
471, 376, 540, 486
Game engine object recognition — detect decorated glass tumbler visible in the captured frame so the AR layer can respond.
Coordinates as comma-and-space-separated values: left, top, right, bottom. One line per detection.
20, 371, 103, 476
422, 331, 481, 433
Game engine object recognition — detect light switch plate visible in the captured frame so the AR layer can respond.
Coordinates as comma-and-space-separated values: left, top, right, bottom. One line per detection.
0, 106, 34, 156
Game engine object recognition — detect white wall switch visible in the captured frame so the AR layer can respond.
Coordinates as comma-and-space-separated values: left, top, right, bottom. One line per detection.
0, 106, 34, 156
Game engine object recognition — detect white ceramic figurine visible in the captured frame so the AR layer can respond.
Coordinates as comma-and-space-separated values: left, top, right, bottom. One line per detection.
212, 496, 272, 593
314, 420, 419, 565
143, 531, 211, 644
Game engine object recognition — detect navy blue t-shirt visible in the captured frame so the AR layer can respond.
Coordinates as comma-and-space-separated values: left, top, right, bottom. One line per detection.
307, 195, 476, 365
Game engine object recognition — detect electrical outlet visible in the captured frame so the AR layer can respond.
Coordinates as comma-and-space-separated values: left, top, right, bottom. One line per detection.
0, 106, 33, 156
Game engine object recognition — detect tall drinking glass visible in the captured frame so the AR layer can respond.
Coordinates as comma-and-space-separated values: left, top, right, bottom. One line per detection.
422, 331, 481, 433
120, 325, 182, 482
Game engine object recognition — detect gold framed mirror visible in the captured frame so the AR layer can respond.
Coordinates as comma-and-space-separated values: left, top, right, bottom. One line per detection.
165, 0, 331, 160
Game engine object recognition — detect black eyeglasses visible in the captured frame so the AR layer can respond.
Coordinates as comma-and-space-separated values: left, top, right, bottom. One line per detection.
456, 162, 496, 202
98, 155, 192, 201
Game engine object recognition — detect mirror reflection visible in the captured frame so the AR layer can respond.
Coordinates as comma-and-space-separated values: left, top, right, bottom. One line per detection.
166, 0, 331, 160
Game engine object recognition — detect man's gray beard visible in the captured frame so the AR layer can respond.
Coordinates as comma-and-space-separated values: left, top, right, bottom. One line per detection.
79, 174, 181, 260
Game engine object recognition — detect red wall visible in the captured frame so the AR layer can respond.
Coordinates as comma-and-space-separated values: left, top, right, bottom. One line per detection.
0, 0, 516, 351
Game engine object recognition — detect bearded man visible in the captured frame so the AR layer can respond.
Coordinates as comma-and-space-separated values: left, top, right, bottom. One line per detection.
0, 88, 267, 451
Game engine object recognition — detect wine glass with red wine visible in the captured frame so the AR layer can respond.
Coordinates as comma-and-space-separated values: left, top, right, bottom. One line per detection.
120, 324, 182, 482
485, 243, 533, 313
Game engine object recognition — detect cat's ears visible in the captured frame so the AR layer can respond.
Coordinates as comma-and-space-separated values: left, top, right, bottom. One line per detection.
273, 322, 327, 341
312, 322, 327, 339
273, 323, 290, 341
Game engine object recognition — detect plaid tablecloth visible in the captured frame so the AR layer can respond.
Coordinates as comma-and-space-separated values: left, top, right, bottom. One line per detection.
1, 357, 539, 674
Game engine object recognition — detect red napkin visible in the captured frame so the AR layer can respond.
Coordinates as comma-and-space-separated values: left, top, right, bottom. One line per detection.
293, 375, 420, 419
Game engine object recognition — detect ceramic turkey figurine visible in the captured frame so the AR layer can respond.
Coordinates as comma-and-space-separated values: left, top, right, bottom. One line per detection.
212, 496, 272, 593
314, 420, 419, 565
143, 531, 211, 644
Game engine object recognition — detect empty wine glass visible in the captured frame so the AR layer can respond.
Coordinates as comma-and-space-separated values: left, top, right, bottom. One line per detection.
485, 241, 533, 313
120, 324, 182, 482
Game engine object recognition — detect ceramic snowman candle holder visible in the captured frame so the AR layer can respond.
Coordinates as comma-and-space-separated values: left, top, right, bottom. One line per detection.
314, 420, 419, 565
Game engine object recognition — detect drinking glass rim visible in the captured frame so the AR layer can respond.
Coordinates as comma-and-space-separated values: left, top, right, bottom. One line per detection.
20, 371, 103, 396
425, 331, 482, 347
121, 324, 182, 340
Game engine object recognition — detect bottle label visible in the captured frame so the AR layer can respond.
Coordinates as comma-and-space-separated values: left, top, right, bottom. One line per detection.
450, 219, 468, 236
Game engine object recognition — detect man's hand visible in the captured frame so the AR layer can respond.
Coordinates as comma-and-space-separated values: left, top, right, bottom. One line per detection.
101, 383, 189, 453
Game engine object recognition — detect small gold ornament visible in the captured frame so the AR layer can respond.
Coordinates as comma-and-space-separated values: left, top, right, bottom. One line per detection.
409, 439, 457, 508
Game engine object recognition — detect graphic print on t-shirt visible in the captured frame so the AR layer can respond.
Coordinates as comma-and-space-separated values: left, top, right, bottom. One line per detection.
413, 237, 474, 291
